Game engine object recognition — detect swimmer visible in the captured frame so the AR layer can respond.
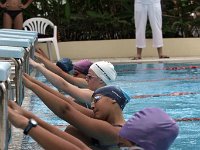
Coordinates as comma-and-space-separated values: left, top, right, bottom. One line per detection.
35, 48, 93, 88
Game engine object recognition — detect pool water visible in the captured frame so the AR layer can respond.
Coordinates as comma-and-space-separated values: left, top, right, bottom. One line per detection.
9, 62, 200, 150
114, 62, 200, 150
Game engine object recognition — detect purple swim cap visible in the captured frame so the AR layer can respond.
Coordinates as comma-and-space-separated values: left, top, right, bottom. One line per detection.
73, 59, 93, 75
92, 85, 130, 110
119, 108, 179, 150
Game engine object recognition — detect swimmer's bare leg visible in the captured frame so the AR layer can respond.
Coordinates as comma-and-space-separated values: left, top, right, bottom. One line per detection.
3, 12, 13, 28
13, 12, 23, 29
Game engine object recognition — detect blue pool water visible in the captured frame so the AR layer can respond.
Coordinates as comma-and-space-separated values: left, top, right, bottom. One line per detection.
114, 62, 200, 150
9, 62, 200, 150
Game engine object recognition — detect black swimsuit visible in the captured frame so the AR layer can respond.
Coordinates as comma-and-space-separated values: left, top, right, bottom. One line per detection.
91, 124, 123, 150
4, 9, 22, 20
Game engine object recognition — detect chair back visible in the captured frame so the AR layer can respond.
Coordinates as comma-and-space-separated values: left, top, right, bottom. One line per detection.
23, 17, 60, 61
23, 17, 55, 35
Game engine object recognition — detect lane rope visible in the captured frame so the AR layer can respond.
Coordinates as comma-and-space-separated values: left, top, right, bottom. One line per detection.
117, 65, 200, 72
133, 92, 200, 99
175, 118, 200, 122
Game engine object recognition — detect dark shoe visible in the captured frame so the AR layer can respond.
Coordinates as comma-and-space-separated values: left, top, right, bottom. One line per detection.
159, 55, 170, 59
132, 56, 142, 60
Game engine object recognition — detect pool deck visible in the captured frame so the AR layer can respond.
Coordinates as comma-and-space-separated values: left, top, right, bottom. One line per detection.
73, 56, 200, 64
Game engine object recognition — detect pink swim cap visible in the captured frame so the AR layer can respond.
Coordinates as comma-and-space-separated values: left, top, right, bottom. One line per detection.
73, 59, 93, 75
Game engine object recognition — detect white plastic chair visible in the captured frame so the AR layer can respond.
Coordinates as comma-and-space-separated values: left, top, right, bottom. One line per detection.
23, 17, 60, 61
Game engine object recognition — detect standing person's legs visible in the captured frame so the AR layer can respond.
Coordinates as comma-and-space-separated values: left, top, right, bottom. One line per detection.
135, 48, 142, 59
13, 12, 23, 29
134, 3, 148, 59
148, 3, 169, 58
3, 12, 13, 28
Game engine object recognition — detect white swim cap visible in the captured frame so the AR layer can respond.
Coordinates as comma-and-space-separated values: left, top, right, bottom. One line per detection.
90, 61, 117, 84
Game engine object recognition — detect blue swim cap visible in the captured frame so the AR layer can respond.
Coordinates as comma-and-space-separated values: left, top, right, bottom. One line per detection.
92, 85, 130, 110
56, 58, 73, 73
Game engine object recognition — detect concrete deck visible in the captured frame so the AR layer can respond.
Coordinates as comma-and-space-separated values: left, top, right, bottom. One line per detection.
78, 57, 200, 64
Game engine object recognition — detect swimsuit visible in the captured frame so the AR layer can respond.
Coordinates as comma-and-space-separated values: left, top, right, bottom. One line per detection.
91, 138, 119, 150
91, 124, 123, 150
4, 9, 22, 20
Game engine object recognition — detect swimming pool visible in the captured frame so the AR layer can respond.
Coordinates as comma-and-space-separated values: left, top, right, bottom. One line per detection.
8, 62, 200, 150
114, 62, 200, 150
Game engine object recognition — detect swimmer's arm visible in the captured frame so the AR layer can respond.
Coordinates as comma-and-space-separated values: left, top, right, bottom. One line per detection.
8, 107, 88, 150
61, 106, 118, 144
23, 79, 117, 143
23, 74, 93, 117
30, 92, 118, 143
23, 0, 33, 8
60, 72, 88, 89
35, 52, 66, 77
23, 76, 92, 120
63, 85, 93, 103
35, 52, 88, 88
66, 77, 88, 89
30, 58, 92, 103
56, 80, 93, 104
28, 125, 85, 150
30, 58, 72, 92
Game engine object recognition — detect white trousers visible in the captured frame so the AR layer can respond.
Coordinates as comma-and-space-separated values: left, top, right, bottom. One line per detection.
134, 2, 163, 48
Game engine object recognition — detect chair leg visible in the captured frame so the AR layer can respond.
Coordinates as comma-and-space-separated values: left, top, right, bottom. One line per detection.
52, 39, 60, 61
47, 42, 52, 61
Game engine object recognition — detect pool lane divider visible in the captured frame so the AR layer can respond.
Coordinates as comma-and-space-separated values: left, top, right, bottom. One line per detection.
118, 76, 199, 83
133, 91, 200, 99
175, 118, 200, 122
117, 65, 200, 73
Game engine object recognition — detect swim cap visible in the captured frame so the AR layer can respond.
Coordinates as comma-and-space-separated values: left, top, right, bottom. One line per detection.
92, 85, 130, 110
119, 108, 179, 150
73, 59, 93, 75
90, 61, 117, 84
56, 58, 73, 73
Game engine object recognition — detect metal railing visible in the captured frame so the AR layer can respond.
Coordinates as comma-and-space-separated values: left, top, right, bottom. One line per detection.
0, 29, 38, 150
0, 62, 11, 150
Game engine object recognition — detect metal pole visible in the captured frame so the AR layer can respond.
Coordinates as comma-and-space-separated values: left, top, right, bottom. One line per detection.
0, 82, 9, 150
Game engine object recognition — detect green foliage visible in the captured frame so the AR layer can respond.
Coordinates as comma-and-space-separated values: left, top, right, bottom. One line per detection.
1, 0, 200, 40
0, 0, 135, 41
163, 0, 200, 37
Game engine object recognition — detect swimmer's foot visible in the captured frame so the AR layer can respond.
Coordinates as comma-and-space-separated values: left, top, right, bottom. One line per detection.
132, 56, 142, 60
159, 55, 170, 59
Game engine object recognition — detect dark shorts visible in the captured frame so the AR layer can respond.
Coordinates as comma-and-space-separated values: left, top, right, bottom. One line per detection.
4, 9, 22, 20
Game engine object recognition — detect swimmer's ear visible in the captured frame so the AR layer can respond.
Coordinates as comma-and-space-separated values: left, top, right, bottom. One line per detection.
111, 100, 117, 104
99, 79, 105, 85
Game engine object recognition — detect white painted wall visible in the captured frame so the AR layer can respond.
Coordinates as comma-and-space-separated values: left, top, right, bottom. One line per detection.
38, 38, 200, 60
